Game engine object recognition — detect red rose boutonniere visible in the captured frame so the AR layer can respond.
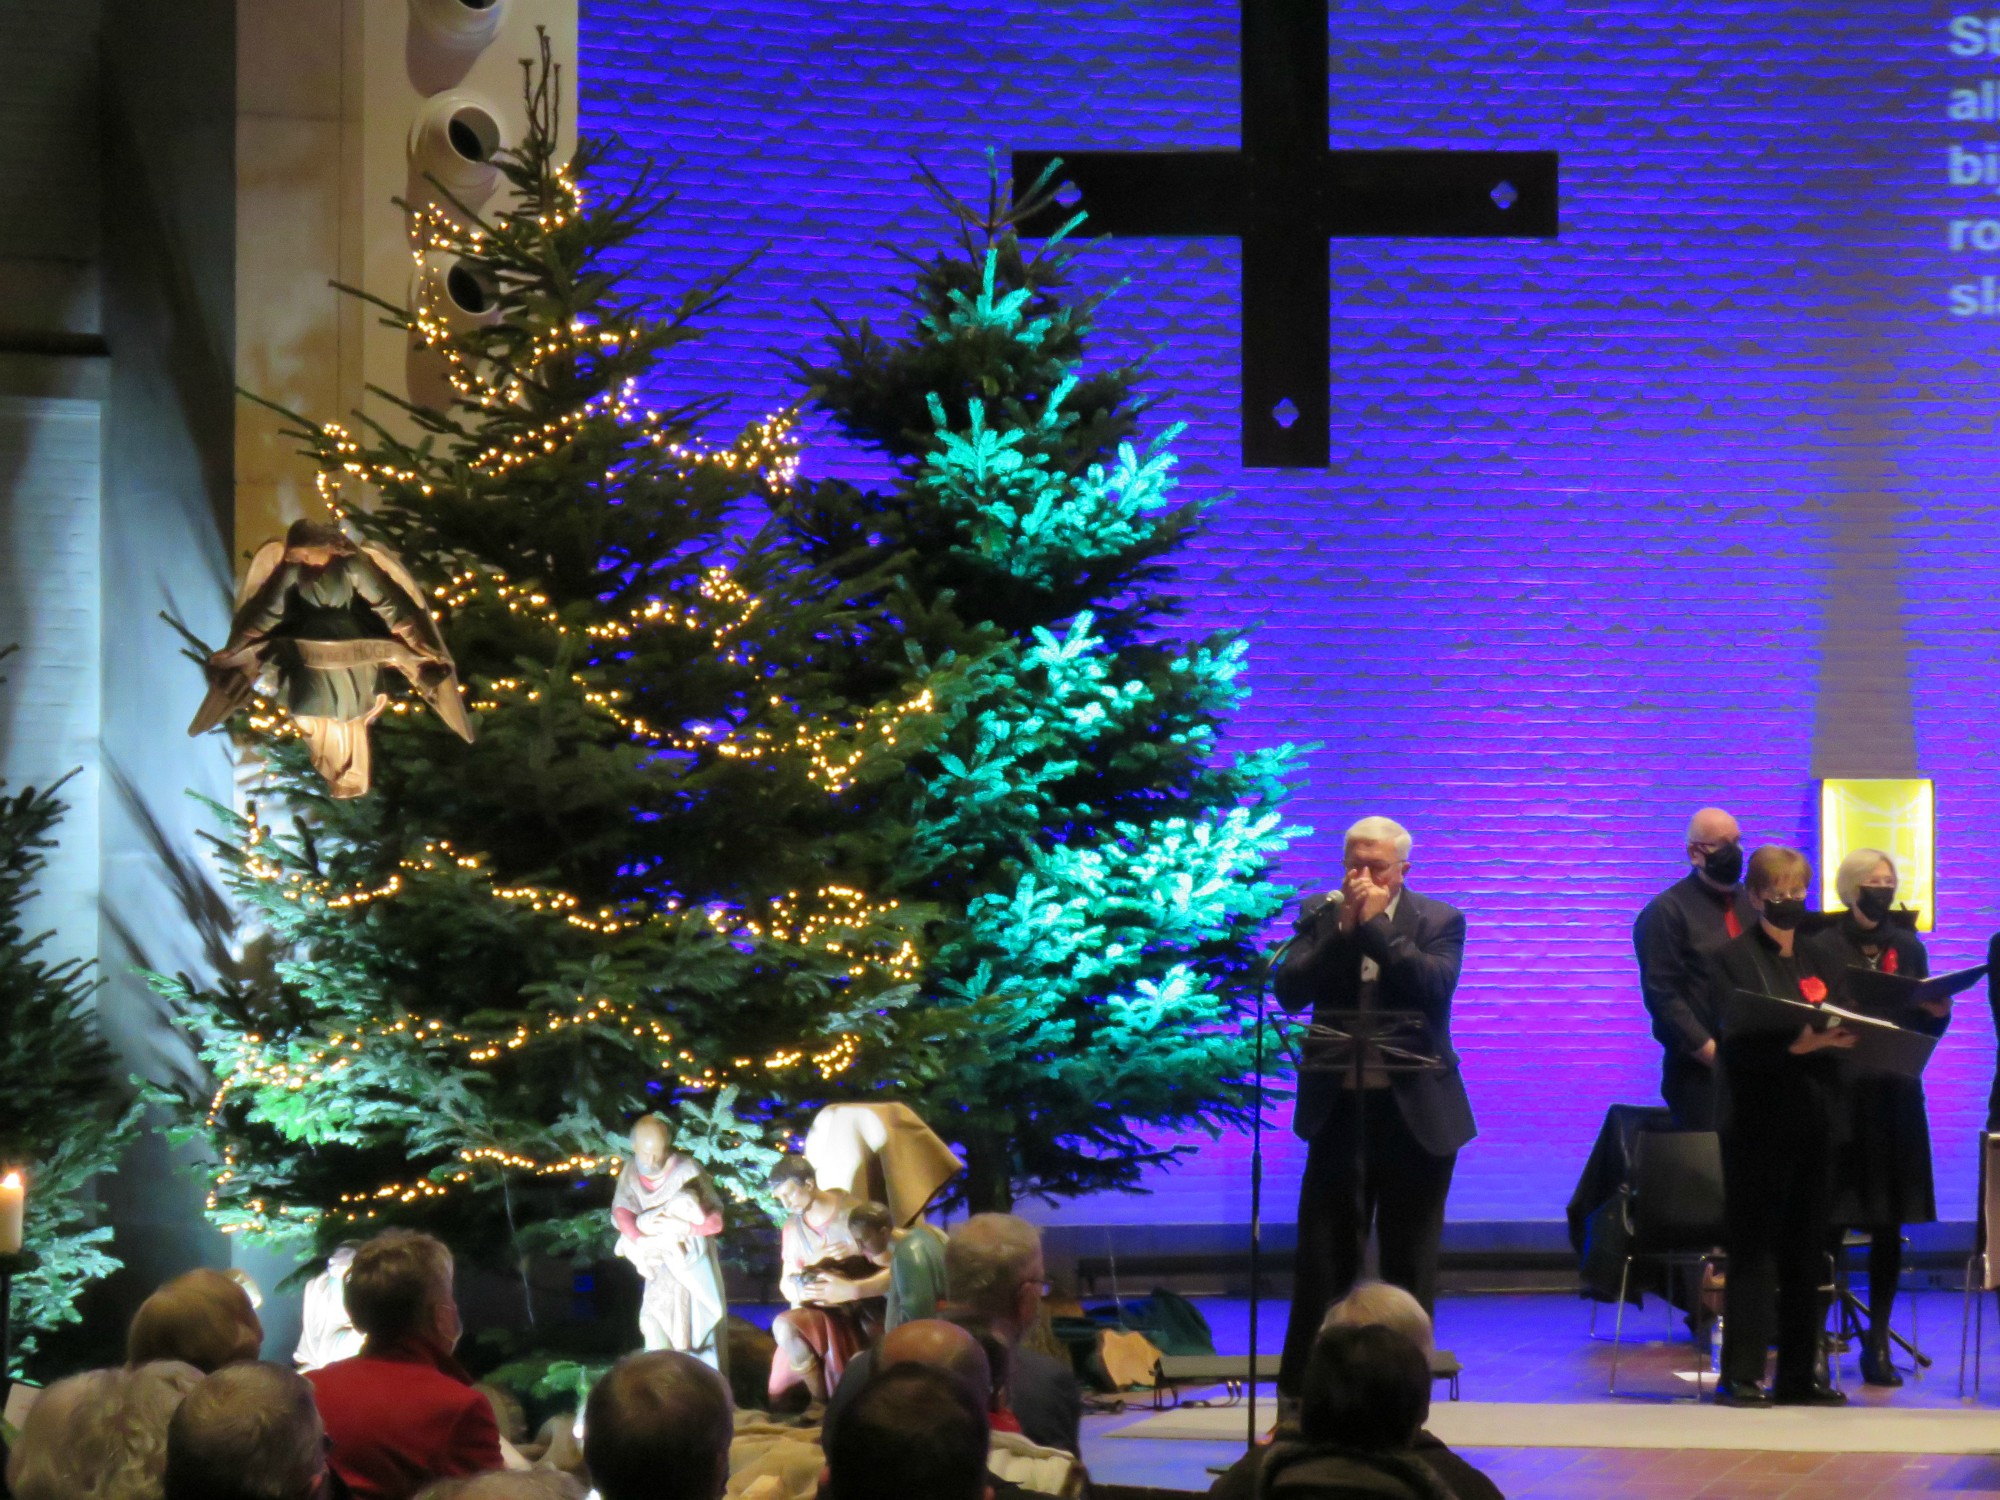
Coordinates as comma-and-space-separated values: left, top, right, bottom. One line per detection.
1799, 976, 1828, 1006
1882, 948, 1900, 976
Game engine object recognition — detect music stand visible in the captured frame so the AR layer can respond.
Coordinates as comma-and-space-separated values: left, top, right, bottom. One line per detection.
1298, 1010, 1452, 1397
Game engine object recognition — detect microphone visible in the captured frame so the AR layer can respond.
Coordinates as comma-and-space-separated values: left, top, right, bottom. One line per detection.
1297, 887, 1345, 930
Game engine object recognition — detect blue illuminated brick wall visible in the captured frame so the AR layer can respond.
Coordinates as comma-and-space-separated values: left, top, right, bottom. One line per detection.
580, 1, 2000, 1227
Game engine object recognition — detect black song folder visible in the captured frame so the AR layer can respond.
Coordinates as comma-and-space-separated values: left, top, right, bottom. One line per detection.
1725, 987, 1938, 1080
1840, 962, 1989, 1020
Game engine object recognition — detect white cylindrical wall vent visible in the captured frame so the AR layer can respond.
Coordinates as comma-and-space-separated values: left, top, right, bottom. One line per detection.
412, 254, 504, 335
409, 93, 505, 199
407, 0, 506, 51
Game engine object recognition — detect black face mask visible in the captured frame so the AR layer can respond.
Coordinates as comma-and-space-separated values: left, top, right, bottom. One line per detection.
1855, 886, 1896, 922
1760, 898, 1807, 931
1702, 843, 1744, 886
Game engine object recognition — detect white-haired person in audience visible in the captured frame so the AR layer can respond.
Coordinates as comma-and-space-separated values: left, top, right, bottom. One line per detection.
1208, 1283, 1503, 1500
825, 1214, 1081, 1456
582, 1350, 733, 1500
163, 1362, 328, 1500
1802, 845, 1942, 1387
7, 1361, 204, 1500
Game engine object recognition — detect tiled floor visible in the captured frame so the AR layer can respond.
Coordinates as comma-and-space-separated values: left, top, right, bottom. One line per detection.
1079, 1290, 2000, 1499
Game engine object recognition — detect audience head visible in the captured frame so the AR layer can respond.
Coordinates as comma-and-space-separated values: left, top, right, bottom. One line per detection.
163, 1362, 324, 1500
583, 1350, 733, 1500
944, 1213, 1045, 1335
846, 1200, 894, 1259
1686, 807, 1743, 884
7, 1361, 203, 1500
127, 1268, 265, 1372
1745, 844, 1812, 929
342, 1229, 461, 1354
766, 1154, 817, 1214
876, 1319, 992, 1408
824, 1363, 990, 1500
1323, 1280, 1435, 1361
1299, 1324, 1430, 1452
1343, 816, 1412, 897
941, 1313, 1013, 1415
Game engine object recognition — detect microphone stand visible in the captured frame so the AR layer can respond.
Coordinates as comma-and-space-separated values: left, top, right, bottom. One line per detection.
1246, 923, 1303, 1452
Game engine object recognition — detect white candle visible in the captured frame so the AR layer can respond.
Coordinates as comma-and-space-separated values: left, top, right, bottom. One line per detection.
0, 1171, 23, 1256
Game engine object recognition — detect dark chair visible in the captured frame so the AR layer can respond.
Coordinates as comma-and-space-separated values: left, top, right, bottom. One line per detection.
1608, 1129, 1725, 1397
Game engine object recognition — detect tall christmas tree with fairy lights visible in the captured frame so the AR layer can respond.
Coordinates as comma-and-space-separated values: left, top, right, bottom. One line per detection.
153, 43, 944, 1271
787, 167, 1307, 1211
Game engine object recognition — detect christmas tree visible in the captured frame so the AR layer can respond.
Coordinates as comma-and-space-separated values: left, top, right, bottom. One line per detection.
0, 648, 138, 1376
787, 166, 1306, 1210
152, 42, 945, 1273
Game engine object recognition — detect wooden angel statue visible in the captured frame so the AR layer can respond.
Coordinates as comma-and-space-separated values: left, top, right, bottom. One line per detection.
188, 518, 474, 797
612, 1113, 729, 1371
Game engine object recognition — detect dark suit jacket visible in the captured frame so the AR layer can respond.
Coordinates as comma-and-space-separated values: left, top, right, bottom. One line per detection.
1274, 888, 1476, 1156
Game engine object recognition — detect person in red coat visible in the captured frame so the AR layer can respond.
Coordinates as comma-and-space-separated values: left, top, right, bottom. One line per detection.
305, 1230, 502, 1499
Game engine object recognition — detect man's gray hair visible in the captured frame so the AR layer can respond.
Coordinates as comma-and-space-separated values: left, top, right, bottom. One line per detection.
1344, 816, 1412, 861
7, 1361, 203, 1500
164, 1362, 323, 1500
944, 1213, 1043, 1319
1321, 1280, 1434, 1360
1834, 847, 1896, 909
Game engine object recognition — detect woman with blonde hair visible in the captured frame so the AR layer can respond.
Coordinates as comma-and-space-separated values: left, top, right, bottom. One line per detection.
1805, 847, 1944, 1387
1709, 845, 1857, 1407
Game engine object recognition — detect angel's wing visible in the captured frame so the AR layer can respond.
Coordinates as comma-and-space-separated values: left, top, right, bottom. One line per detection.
361, 545, 452, 663
190, 540, 289, 736
364, 544, 477, 744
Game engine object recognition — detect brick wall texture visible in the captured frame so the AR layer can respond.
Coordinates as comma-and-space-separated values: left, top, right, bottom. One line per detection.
575, 0, 2000, 1226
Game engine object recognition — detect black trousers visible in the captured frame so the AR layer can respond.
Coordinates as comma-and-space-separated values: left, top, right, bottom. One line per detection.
1662, 1054, 1717, 1131
1278, 1089, 1456, 1396
1720, 1084, 1834, 1388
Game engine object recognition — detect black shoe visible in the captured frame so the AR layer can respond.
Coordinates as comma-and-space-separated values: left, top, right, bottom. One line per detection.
1860, 1335, 1904, 1388
1713, 1379, 1772, 1407
1772, 1380, 1847, 1406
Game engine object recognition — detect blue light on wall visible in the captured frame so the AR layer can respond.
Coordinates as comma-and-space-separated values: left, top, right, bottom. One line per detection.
580, 3, 2000, 1226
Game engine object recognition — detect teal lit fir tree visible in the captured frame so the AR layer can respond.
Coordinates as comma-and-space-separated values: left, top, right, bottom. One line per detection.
152, 45, 945, 1272
787, 167, 1307, 1210
0, 649, 139, 1375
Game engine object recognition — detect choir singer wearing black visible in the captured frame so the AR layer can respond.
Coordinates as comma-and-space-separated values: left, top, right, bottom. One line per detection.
1710, 844, 1857, 1407
1634, 807, 1758, 1130
1273, 816, 1476, 1402
1804, 847, 1946, 1388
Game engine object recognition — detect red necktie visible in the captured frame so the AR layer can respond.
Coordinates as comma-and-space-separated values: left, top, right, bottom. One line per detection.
1724, 907, 1741, 940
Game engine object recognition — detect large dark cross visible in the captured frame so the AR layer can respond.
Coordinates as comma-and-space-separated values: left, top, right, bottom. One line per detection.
1011, 3, 1560, 469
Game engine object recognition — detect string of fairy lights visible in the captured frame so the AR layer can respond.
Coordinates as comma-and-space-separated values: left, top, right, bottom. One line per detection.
210, 157, 917, 1237
202, 982, 866, 1231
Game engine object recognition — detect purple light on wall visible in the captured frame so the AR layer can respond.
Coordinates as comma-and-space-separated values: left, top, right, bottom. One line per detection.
580, 1, 2000, 1226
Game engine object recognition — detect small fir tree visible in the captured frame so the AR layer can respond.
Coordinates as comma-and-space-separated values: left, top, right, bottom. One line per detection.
152, 44, 947, 1273
0, 649, 139, 1376
787, 167, 1307, 1210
